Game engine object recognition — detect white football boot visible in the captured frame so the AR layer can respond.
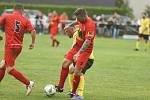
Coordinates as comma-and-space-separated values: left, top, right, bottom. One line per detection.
26, 81, 34, 96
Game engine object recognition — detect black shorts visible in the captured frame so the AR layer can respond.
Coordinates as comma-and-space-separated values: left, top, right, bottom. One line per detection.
138, 34, 149, 40
81, 59, 94, 74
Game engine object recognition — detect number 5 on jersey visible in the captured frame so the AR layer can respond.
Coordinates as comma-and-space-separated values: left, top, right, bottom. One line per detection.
15, 20, 21, 33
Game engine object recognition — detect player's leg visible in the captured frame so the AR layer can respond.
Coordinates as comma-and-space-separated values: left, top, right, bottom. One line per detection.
135, 34, 142, 51
81, 59, 94, 74
68, 64, 75, 91
143, 35, 149, 51
71, 52, 90, 100
50, 34, 55, 47
77, 59, 94, 97
71, 67, 83, 100
66, 63, 75, 97
76, 73, 84, 97
5, 48, 34, 95
49, 28, 55, 47
56, 58, 72, 92
53, 35, 60, 47
0, 59, 6, 82
53, 29, 60, 46
56, 48, 77, 92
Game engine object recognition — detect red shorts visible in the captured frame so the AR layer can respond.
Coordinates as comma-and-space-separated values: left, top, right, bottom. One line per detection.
65, 48, 91, 68
4, 47, 22, 67
49, 27, 58, 36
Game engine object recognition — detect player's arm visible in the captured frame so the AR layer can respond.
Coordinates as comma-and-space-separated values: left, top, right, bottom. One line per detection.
74, 24, 95, 60
0, 31, 3, 41
64, 20, 78, 30
79, 25, 95, 53
71, 37, 76, 48
73, 39, 91, 61
0, 15, 6, 41
26, 19, 36, 49
78, 39, 91, 55
0, 15, 6, 26
29, 30, 36, 49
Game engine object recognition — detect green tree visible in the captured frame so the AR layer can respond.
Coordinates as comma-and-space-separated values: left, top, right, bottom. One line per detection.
144, 5, 150, 17
115, 0, 133, 17
115, 0, 125, 8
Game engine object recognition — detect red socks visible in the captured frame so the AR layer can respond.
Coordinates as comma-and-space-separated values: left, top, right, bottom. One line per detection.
0, 69, 5, 82
72, 75, 80, 94
58, 67, 69, 88
9, 68, 30, 85
52, 38, 59, 47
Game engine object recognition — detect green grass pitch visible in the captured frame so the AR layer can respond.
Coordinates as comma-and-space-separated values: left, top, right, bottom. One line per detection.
0, 34, 150, 100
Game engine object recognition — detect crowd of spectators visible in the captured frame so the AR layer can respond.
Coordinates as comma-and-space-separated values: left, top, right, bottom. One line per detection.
1, 9, 141, 38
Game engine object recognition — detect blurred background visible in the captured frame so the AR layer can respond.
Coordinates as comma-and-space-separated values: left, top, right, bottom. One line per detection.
0, 0, 150, 39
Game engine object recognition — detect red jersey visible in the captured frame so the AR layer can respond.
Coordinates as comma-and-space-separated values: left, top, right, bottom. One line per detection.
75, 18, 96, 51
0, 12, 34, 48
49, 15, 59, 28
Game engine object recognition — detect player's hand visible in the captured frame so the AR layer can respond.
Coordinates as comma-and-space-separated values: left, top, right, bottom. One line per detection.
0, 36, 3, 41
64, 26, 74, 38
29, 43, 35, 49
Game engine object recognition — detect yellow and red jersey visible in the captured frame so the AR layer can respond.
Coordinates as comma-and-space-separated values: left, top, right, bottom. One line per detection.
73, 18, 96, 55
0, 12, 34, 48
73, 31, 94, 59
74, 18, 96, 52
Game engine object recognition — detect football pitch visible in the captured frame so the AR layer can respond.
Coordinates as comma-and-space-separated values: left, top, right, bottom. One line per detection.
0, 34, 150, 100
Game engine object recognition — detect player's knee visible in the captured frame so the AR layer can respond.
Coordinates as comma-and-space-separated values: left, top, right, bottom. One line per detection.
74, 68, 82, 76
6, 67, 14, 74
62, 58, 72, 68
0, 64, 5, 70
69, 65, 75, 74
0, 66, 6, 70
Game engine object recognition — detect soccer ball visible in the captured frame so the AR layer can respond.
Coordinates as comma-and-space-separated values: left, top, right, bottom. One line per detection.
44, 84, 56, 96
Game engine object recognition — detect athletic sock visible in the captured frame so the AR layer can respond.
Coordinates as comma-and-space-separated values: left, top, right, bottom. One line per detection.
9, 68, 30, 85
136, 41, 140, 49
144, 42, 148, 50
58, 67, 69, 88
0, 69, 5, 82
72, 75, 80, 94
68, 74, 73, 91
77, 74, 84, 96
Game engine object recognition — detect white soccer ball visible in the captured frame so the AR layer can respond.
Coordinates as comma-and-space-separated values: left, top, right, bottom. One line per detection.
44, 84, 56, 96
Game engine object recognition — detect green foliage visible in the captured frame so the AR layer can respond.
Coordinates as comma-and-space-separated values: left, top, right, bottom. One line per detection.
115, 0, 125, 8
0, 2, 130, 18
115, 0, 133, 17
144, 5, 150, 17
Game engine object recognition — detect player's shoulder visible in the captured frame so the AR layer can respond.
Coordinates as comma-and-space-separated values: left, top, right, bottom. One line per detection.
87, 17, 94, 23
20, 15, 31, 23
146, 18, 150, 21
1, 13, 11, 18
86, 17, 95, 27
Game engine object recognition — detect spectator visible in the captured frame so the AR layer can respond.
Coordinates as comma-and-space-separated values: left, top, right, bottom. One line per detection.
112, 12, 121, 38
35, 14, 43, 35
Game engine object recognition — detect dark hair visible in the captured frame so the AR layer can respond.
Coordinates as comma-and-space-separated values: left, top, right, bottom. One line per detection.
74, 8, 87, 16
14, 3, 24, 11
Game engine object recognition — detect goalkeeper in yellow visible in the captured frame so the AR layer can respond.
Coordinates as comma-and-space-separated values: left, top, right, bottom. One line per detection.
65, 25, 94, 99
135, 12, 150, 51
